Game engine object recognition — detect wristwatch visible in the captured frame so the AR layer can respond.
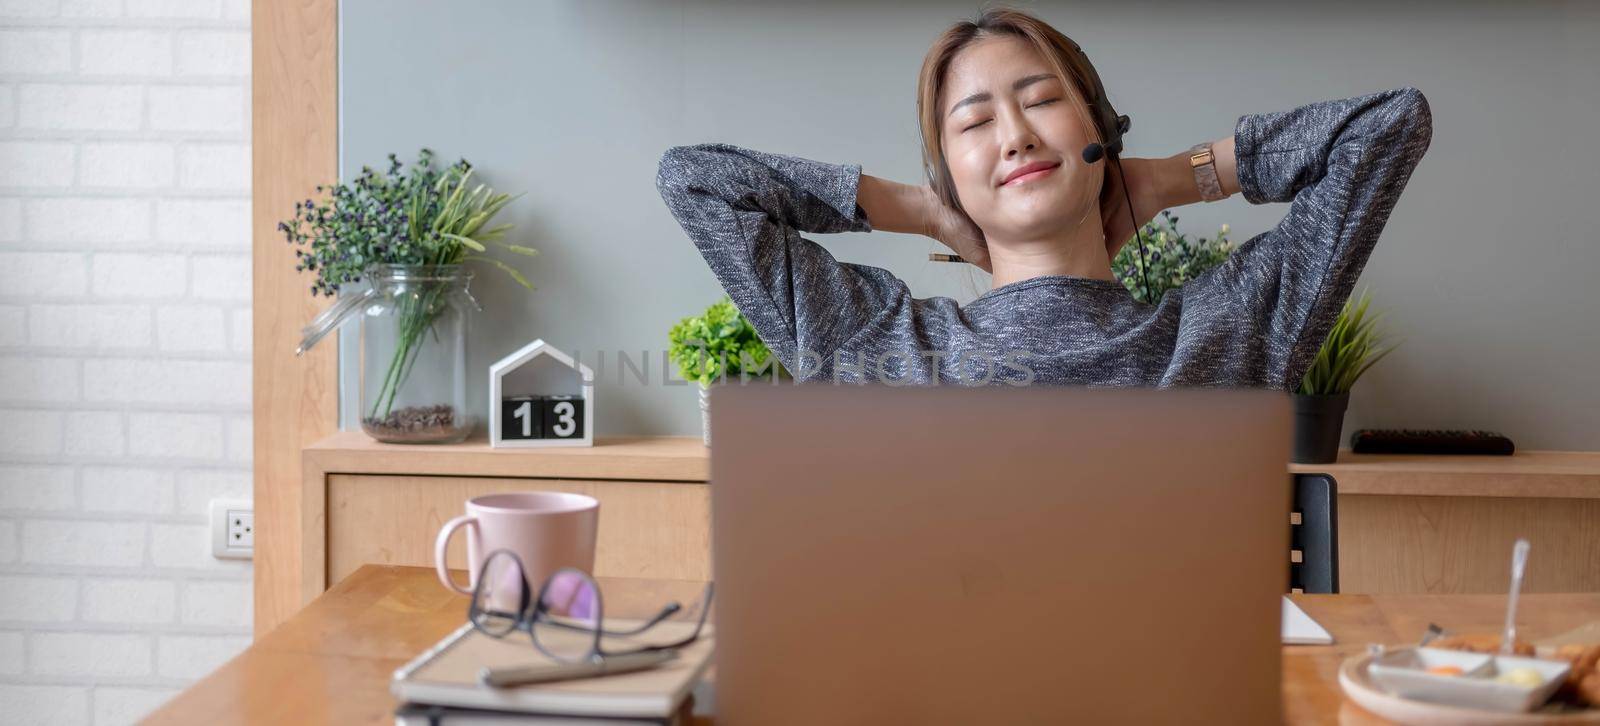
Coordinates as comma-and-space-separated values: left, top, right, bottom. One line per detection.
1188, 142, 1227, 202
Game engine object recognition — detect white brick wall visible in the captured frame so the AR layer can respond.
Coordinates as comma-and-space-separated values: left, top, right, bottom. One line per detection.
80, 142, 175, 188
78, 29, 172, 76
28, 304, 152, 348
17, 84, 142, 130
0, 30, 74, 74
1, 251, 90, 296
0, 1, 252, 723
0, 140, 75, 185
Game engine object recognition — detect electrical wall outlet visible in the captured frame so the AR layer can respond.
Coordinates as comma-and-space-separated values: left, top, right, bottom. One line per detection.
210, 499, 254, 560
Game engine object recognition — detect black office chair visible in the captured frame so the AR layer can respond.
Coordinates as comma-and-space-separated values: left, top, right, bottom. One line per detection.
1289, 473, 1339, 594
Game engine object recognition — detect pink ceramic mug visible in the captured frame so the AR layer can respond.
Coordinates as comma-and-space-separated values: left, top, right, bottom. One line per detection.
434, 492, 600, 596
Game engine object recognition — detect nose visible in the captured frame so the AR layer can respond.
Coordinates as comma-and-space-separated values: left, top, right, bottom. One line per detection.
1002, 112, 1039, 159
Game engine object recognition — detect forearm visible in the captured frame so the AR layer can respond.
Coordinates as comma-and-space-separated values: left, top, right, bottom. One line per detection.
656, 143, 898, 372
1149, 135, 1241, 209
857, 173, 930, 236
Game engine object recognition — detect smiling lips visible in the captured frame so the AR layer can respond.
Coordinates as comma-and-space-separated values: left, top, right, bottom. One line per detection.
1000, 160, 1061, 187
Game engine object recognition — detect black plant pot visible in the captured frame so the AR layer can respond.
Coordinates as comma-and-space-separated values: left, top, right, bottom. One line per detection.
1292, 392, 1350, 464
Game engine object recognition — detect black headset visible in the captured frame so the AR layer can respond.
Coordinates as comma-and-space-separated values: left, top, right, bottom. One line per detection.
1073, 39, 1154, 304
932, 40, 1155, 304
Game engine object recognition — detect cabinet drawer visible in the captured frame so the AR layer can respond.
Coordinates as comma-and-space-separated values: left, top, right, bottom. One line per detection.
326, 475, 710, 587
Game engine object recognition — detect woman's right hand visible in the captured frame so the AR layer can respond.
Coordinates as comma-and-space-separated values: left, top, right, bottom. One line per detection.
920, 187, 992, 273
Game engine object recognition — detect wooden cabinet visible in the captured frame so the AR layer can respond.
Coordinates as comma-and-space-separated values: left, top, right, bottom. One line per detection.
1290, 452, 1600, 595
1334, 494, 1600, 594
325, 475, 710, 587
256, 431, 709, 635
257, 433, 1600, 637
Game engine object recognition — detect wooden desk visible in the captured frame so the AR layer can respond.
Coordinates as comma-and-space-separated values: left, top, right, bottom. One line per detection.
158, 565, 1600, 725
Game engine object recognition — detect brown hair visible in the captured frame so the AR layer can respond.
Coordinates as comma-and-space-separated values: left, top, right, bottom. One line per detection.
916, 8, 1116, 222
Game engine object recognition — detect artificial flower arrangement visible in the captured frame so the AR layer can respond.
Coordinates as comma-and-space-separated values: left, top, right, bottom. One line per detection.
283, 149, 537, 440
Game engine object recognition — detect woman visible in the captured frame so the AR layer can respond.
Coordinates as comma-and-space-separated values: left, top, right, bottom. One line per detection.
655, 8, 1432, 389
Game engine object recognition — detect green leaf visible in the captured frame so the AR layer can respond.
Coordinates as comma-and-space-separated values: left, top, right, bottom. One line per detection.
478, 223, 515, 241
465, 254, 533, 290
442, 233, 486, 251
1349, 344, 1397, 382
1296, 286, 1399, 394
493, 242, 539, 257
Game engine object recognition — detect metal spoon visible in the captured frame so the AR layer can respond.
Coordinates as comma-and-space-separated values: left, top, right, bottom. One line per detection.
1419, 622, 1446, 647
1500, 538, 1531, 656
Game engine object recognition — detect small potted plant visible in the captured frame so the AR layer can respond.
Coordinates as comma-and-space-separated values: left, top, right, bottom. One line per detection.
285, 149, 538, 444
1112, 211, 1237, 305
1294, 288, 1397, 463
667, 296, 787, 446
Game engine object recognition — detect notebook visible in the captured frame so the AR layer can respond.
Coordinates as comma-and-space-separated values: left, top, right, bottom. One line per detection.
393, 699, 694, 725
391, 618, 714, 719
1281, 596, 1334, 645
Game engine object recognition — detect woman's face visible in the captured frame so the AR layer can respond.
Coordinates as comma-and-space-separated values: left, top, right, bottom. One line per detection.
939, 35, 1101, 242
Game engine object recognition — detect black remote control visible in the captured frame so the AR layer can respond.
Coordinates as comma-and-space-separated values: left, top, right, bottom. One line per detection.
1349, 429, 1515, 455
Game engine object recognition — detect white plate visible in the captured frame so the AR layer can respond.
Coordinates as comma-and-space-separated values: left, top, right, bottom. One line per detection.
1339, 649, 1599, 725
1369, 647, 1568, 712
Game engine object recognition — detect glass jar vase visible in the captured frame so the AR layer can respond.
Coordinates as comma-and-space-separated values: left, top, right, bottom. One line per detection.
357, 264, 478, 443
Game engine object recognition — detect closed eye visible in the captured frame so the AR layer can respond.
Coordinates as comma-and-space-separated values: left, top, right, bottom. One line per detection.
959, 98, 1061, 133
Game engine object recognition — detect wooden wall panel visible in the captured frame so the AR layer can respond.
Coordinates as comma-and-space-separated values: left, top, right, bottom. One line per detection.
253, 0, 340, 637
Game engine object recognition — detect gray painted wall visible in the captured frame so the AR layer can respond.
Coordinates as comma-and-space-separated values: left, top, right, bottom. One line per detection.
337, 0, 1600, 448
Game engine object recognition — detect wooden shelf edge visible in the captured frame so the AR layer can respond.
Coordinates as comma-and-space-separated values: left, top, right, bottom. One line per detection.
1290, 448, 1600, 499
302, 429, 710, 482
301, 432, 1600, 498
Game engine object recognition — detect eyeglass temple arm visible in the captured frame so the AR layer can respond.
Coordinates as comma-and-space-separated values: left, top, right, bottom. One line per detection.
540, 601, 682, 637
605, 584, 715, 656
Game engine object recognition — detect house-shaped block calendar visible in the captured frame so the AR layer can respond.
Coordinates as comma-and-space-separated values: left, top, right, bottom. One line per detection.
488, 338, 594, 448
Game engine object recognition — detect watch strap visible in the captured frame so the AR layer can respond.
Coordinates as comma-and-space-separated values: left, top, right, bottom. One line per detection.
1188, 142, 1226, 202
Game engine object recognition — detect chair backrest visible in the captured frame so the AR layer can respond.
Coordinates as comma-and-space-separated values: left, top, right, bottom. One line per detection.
1290, 473, 1339, 593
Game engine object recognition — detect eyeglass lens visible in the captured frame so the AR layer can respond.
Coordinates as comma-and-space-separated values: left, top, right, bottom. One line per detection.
531, 568, 603, 662
470, 550, 529, 637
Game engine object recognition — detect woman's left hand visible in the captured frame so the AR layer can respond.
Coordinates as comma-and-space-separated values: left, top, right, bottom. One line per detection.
1098, 157, 1168, 262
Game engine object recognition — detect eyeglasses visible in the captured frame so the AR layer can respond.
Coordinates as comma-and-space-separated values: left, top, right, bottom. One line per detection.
467, 548, 714, 666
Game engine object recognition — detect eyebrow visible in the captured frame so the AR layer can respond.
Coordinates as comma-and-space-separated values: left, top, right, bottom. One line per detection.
946, 73, 1059, 119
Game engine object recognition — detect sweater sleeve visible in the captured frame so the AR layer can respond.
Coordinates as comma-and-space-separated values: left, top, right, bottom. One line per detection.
1186, 86, 1433, 390
655, 143, 908, 375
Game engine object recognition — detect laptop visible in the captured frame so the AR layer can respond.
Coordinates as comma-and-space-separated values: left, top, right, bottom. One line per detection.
708, 383, 1291, 725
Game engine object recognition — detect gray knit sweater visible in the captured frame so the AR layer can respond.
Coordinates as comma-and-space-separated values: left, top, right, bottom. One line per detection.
655, 87, 1433, 389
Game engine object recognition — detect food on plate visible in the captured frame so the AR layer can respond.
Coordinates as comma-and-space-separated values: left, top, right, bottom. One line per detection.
1433, 635, 1600, 709
1494, 667, 1543, 687
1555, 643, 1600, 673
1551, 643, 1600, 707
1578, 670, 1600, 708
1430, 633, 1534, 656
1424, 665, 1465, 676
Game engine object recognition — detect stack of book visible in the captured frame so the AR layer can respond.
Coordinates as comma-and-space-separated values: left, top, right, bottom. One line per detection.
391, 620, 714, 725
